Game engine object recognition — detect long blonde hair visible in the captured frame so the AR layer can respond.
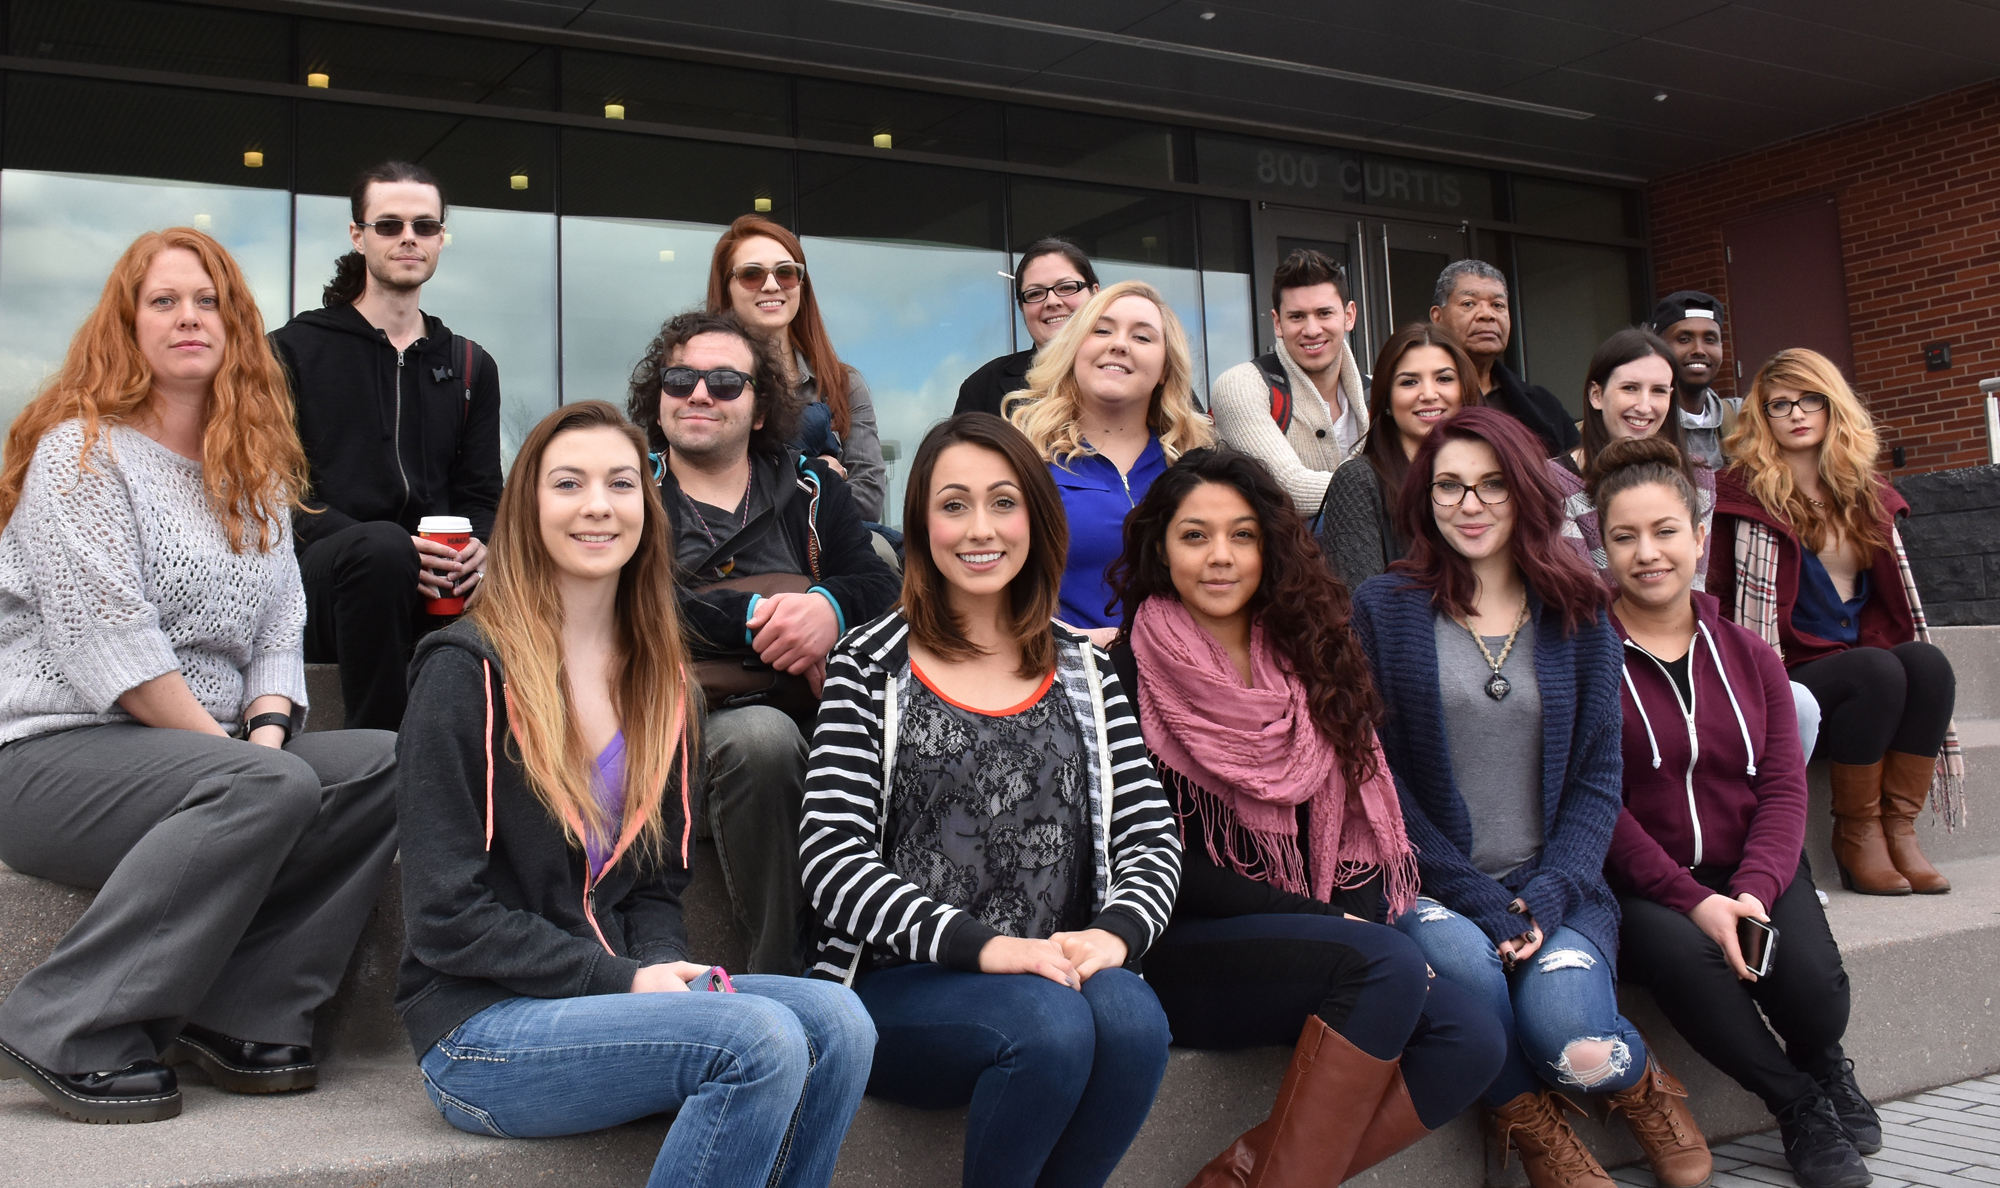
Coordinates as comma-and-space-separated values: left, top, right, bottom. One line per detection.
1724, 348, 1888, 561
1006, 279, 1213, 465
472, 401, 698, 863
0, 228, 307, 552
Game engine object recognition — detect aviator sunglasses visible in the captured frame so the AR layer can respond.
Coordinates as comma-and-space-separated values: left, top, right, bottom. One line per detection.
356, 218, 445, 238
731, 262, 806, 291
661, 366, 755, 401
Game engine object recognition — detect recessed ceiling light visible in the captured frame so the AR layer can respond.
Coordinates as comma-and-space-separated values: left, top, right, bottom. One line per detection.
604, 103, 625, 119
306, 72, 329, 88
510, 174, 529, 190
754, 198, 773, 213
243, 151, 264, 168
872, 132, 893, 149
1654, 92, 1668, 101
1200, 10, 1215, 18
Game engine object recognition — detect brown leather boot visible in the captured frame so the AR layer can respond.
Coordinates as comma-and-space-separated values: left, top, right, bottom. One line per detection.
1829, 761, 1910, 895
1605, 1056, 1713, 1188
1880, 751, 1951, 893
1183, 1016, 1398, 1188
1340, 1069, 1431, 1181
1489, 1090, 1615, 1188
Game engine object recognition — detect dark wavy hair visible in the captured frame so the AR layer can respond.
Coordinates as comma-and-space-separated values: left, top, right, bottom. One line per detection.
1109, 447, 1382, 791
626, 309, 798, 459
900, 414, 1066, 680
1578, 327, 1694, 478
1393, 406, 1608, 635
323, 160, 447, 307
1358, 322, 1482, 504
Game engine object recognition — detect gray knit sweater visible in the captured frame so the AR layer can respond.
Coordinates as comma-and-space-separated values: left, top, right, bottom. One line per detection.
1318, 456, 1403, 592
0, 421, 309, 746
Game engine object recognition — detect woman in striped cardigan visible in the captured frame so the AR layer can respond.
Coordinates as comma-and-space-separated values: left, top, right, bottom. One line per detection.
799, 413, 1182, 1188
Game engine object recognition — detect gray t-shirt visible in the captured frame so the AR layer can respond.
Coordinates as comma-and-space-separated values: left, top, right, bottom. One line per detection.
1434, 612, 1544, 879
671, 469, 803, 583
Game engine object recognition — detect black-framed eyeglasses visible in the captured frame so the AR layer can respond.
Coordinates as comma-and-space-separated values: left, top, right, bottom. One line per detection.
1430, 478, 1510, 507
355, 218, 445, 238
730, 262, 805, 291
1019, 278, 1089, 305
1764, 392, 1829, 418
661, 367, 754, 401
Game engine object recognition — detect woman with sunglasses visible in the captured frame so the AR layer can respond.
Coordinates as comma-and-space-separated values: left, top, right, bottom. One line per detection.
1353, 407, 1713, 1188
706, 216, 887, 521
1708, 349, 1961, 897
956, 238, 1100, 419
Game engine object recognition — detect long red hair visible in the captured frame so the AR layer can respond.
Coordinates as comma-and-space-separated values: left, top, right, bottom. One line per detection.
0, 228, 307, 552
704, 215, 854, 437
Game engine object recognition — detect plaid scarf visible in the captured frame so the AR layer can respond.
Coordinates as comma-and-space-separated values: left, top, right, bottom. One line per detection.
1732, 521, 1966, 827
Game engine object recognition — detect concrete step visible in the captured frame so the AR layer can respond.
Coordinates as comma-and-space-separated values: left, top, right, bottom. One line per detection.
1932, 626, 2000, 720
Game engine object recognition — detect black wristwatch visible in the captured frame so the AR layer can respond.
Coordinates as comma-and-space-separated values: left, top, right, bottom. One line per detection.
244, 711, 294, 744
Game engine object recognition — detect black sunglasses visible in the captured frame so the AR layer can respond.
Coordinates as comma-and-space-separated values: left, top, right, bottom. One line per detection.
661, 366, 754, 401
356, 218, 445, 238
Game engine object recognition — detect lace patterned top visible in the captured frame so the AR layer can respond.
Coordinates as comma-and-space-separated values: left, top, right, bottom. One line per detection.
0, 420, 309, 746
870, 664, 1090, 969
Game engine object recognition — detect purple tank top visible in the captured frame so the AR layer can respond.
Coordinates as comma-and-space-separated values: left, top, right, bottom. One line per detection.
585, 731, 627, 878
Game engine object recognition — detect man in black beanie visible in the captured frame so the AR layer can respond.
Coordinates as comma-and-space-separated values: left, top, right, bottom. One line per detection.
1649, 291, 1737, 469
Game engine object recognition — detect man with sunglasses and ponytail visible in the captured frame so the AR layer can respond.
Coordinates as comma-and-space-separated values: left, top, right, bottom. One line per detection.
271, 160, 502, 732
628, 309, 898, 976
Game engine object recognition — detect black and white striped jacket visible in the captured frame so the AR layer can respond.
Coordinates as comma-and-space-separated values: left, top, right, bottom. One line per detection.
800, 611, 1182, 985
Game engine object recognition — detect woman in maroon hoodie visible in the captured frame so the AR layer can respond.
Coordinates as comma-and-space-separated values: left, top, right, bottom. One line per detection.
1596, 439, 1877, 1188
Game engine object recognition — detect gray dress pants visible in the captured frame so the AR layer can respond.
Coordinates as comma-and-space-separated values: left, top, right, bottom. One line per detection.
0, 724, 397, 1073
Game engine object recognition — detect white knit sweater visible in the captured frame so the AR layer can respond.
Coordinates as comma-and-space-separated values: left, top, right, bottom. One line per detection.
1209, 337, 1368, 514
0, 420, 309, 746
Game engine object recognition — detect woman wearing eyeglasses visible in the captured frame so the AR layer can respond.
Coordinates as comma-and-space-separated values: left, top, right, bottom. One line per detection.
1708, 349, 1961, 897
706, 216, 887, 521
956, 238, 1100, 420
1352, 407, 1713, 1188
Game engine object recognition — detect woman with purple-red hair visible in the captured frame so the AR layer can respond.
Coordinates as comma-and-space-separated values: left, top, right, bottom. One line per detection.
1351, 407, 1715, 1188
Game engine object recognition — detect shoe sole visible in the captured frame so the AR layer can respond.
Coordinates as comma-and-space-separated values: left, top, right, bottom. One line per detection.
0, 1040, 181, 1124
164, 1037, 317, 1094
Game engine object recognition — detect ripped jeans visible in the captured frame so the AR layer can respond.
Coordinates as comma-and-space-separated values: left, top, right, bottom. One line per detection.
1394, 898, 1647, 1107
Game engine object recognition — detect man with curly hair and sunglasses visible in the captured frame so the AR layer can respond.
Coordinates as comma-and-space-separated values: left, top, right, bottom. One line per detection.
270, 160, 502, 732
628, 308, 899, 976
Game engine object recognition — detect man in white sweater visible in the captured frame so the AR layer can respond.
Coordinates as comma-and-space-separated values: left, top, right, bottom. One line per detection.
1209, 248, 1368, 513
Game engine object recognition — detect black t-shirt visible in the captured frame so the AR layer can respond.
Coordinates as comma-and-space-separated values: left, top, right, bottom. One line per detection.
1659, 649, 1693, 707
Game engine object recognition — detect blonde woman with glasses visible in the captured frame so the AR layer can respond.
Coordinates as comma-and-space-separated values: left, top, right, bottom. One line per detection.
1006, 280, 1213, 646
1708, 348, 1961, 898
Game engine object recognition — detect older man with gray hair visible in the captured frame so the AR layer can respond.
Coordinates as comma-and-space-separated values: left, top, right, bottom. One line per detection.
1428, 259, 1579, 457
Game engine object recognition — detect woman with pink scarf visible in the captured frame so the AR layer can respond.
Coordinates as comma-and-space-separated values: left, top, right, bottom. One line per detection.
1107, 448, 1505, 1188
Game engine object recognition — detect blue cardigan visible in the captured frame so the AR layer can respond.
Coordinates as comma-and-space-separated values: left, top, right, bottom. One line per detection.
1351, 572, 1626, 963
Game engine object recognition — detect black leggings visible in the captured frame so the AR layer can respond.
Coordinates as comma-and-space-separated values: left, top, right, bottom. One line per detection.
1144, 913, 1507, 1128
1789, 642, 1955, 765
1619, 862, 1849, 1114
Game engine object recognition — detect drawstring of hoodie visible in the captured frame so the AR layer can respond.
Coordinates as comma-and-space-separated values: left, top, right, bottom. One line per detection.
1621, 659, 1663, 770
482, 660, 497, 850
1699, 621, 1758, 776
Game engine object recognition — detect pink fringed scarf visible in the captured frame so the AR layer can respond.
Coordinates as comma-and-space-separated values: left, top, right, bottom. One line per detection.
1132, 597, 1418, 916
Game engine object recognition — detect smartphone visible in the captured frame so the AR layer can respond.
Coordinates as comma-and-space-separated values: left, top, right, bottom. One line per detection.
1738, 916, 1779, 977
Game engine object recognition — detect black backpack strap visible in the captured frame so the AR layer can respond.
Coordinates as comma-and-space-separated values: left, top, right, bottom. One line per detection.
451, 334, 481, 426
1254, 352, 1292, 434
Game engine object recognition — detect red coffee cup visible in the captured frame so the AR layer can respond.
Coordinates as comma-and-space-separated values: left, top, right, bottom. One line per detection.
418, 515, 474, 616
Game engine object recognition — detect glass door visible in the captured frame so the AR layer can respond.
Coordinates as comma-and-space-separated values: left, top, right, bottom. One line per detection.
1249, 204, 1363, 360
1367, 219, 1470, 360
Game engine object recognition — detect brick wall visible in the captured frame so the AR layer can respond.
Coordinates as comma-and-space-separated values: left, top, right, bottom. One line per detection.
1647, 80, 2000, 474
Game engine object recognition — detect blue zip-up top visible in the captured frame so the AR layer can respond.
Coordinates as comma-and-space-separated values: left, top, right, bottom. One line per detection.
1050, 435, 1168, 630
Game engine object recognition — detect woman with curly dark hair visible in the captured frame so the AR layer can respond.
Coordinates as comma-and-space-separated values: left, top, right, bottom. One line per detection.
1106, 448, 1505, 1187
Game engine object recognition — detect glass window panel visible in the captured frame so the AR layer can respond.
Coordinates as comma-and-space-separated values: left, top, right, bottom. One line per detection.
10, 0, 290, 82
297, 104, 554, 214
1006, 108, 1182, 183
293, 195, 557, 469
561, 49, 788, 136
5, 75, 289, 188
561, 129, 790, 227
798, 156, 1003, 250
797, 80, 1003, 160
0, 170, 289, 428
559, 216, 719, 413
1199, 199, 1255, 394
1512, 238, 1642, 418
1511, 177, 1639, 241
298, 20, 554, 110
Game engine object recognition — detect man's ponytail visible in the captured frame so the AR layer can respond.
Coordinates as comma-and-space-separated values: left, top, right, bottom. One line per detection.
322, 252, 366, 307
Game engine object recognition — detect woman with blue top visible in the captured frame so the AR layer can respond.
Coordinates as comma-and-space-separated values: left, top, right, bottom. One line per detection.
1007, 279, 1212, 647
1352, 406, 1713, 1188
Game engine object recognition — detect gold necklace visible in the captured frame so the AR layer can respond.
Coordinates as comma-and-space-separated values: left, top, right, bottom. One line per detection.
1462, 601, 1530, 701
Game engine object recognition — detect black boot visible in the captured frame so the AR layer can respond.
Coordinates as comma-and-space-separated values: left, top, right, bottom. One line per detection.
0, 1037, 181, 1124
1814, 1059, 1882, 1154
1778, 1095, 1872, 1188
165, 1023, 317, 1093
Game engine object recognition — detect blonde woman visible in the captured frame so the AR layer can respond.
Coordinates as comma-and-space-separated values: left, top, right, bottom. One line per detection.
1709, 349, 1960, 897
1007, 280, 1213, 644
395, 401, 872, 1188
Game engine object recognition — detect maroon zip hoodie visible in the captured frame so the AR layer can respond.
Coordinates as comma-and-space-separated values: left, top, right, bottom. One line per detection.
1606, 591, 1809, 915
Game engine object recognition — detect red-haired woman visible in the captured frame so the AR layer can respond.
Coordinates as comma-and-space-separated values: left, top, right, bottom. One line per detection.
0, 230, 397, 1123
706, 215, 886, 520
1351, 407, 1712, 1188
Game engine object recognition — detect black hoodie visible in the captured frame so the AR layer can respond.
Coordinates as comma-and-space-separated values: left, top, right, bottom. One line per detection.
271, 303, 503, 550
394, 620, 695, 1057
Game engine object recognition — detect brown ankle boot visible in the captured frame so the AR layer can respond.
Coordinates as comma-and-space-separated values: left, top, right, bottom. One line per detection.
1489, 1090, 1615, 1188
1340, 1069, 1431, 1181
1829, 761, 1910, 895
1605, 1056, 1713, 1188
1183, 1016, 1397, 1188
1880, 751, 1951, 893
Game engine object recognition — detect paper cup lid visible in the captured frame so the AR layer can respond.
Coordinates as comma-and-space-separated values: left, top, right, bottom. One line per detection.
418, 516, 473, 533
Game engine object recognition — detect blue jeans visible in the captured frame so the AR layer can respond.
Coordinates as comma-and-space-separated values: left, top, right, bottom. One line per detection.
417, 975, 874, 1188
855, 963, 1172, 1188
1394, 898, 1646, 1106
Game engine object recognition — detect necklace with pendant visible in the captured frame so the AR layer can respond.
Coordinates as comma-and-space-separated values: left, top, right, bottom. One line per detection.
1463, 601, 1529, 701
